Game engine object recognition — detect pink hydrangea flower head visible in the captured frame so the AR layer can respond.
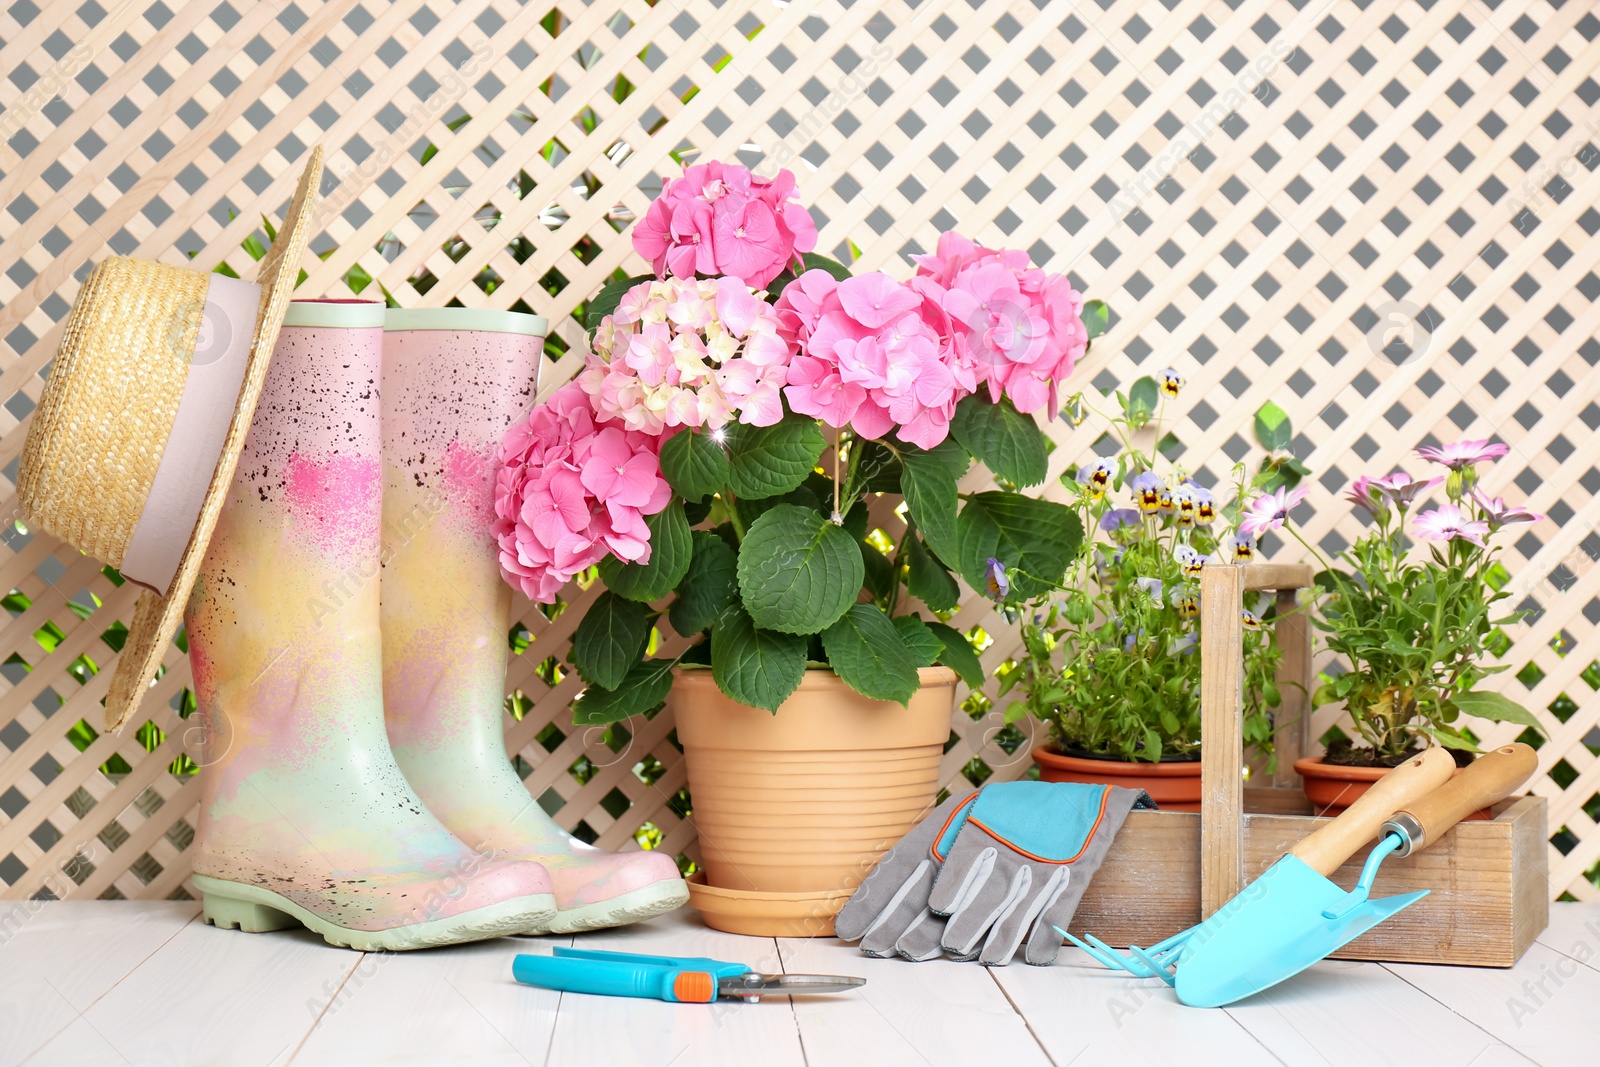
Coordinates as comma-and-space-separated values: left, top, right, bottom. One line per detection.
1413, 504, 1490, 547
1237, 485, 1309, 539
631, 161, 818, 289
777, 269, 974, 449
493, 382, 672, 604
913, 232, 1086, 417
580, 277, 792, 435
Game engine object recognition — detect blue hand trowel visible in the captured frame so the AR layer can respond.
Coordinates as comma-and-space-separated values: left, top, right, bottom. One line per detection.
1173, 742, 1537, 1007
1063, 746, 1456, 982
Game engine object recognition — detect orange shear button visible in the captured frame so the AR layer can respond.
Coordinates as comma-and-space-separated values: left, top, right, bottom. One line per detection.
673, 971, 717, 1003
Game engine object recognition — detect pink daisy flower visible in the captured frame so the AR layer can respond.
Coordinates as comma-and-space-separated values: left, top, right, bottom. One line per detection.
1469, 488, 1542, 529
1237, 486, 1309, 539
1412, 504, 1490, 547
1414, 439, 1509, 470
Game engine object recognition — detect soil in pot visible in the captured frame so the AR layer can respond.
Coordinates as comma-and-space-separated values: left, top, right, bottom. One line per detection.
670, 666, 958, 917
1296, 744, 1493, 818
1031, 744, 1202, 811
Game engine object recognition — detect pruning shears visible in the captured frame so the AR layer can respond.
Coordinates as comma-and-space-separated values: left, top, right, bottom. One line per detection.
512, 947, 866, 1003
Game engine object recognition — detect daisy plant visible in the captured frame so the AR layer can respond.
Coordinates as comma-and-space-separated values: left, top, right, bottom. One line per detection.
498, 161, 1111, 723
1273, 439, 1546, 764
1001, 377, 1302, 764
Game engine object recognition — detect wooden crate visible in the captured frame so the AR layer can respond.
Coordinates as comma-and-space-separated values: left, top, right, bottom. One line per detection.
1067, 563, 1550, 967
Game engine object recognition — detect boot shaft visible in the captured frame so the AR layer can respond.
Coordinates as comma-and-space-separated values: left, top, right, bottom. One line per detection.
187, 301, 401, 865
378, 310, 545, 758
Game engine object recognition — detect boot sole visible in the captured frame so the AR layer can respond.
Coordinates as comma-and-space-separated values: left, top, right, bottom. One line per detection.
524, 878, 691, 935
194, 874, 558, 951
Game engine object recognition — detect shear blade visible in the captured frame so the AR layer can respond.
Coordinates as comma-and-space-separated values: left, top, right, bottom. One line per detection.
720, 973, 866, 997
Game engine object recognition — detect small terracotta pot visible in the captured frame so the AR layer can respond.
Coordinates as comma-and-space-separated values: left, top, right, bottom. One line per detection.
1295, 756, 1492, 819
671, 666, 957, 927
1031, 745, 1203, 811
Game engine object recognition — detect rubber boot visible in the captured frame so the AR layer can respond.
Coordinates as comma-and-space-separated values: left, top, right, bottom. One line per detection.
185, 300, 558, 950
379, 308, 688, 934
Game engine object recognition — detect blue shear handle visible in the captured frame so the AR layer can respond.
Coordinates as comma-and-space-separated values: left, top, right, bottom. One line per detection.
514, 953, 693, 1001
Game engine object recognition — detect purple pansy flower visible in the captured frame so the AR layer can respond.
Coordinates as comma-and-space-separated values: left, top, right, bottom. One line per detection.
984, 557, 1010, 600
1129, 471, 1165, 514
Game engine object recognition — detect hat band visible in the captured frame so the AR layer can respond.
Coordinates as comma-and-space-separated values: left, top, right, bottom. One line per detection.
121, 275, 262, 595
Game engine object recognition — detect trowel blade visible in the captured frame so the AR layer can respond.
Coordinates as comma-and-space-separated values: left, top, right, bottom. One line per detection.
1172, 856, 1429, 1008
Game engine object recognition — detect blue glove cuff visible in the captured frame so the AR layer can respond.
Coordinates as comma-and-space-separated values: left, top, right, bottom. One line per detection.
935, 781, 1113, 864
931, 792, 979, 862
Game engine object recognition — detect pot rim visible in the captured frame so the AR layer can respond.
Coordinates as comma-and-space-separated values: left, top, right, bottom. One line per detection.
673, 664, 959, 689
1031, 744, 1204, 776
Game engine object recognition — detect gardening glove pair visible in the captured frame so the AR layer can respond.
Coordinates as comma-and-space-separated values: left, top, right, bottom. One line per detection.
834, 781, 1147, 966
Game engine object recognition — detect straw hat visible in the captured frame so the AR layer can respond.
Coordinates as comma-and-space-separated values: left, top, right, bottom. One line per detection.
18, 147, 324, 732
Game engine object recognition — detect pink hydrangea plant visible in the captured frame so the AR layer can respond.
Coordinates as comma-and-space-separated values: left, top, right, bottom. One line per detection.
579, 276, 792, 435
493, 382, 672, 604
912, 231, 1088, 417
631, 162, 818, 289
775, 269, 975, 450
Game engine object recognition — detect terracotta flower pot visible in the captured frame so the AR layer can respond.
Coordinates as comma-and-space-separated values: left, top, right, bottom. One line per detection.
670, 666, 957, 929
1295, 756, 1492, 819
1031, 745, 1203, 811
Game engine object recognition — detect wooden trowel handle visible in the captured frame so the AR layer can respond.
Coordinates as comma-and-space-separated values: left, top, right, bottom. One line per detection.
1386, 743, 1538, 855
1289, 748, 1455, 876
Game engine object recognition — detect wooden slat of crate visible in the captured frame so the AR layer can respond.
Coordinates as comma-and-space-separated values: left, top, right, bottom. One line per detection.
1072, 796, 1548, 967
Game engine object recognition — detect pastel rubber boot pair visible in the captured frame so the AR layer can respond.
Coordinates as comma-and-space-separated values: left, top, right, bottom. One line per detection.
186, 301, 558, 950
379, 310, 688, 934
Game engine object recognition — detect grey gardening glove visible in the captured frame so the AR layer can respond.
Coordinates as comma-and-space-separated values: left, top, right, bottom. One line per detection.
833, 793, 964, 961
928, 781, 1145, 966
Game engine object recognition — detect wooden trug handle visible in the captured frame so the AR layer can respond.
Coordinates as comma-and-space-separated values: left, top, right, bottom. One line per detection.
1391, 743, 1538, 851
1289, 748, 1455, 876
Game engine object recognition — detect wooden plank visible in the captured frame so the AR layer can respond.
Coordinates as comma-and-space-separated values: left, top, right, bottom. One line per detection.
1535, 904, 1600, 975
1243, 786, 1314, 817
777, 935, 1051, 1066
1385, 938, 1600, 1063
1200, 563, 1246, 917
1221, 957, 1517, 1066
28, 919, 358, 1066
290, 936, 572, 1067
992, 946, 1281, 1066
1070, 809, 1202, 948
0, 900, 198, 1066
542, 912, 805, 1067
1269, 585, 1313, 791
1242, 563, 1314, 591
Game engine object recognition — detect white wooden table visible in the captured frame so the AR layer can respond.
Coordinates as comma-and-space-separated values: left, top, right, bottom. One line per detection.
2, 901, 1596, 1066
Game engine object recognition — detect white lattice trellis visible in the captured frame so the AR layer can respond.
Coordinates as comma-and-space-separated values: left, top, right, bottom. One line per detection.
1, 0, 1598, 903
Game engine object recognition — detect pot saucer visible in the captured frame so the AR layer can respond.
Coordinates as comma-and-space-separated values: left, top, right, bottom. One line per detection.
685, 872, 853, 938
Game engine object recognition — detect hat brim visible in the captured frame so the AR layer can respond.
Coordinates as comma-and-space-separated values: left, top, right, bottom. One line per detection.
104, 147, 325, 733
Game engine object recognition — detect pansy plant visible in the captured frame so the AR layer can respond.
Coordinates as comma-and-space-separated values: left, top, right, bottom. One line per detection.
1000, 380, 1301, 764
